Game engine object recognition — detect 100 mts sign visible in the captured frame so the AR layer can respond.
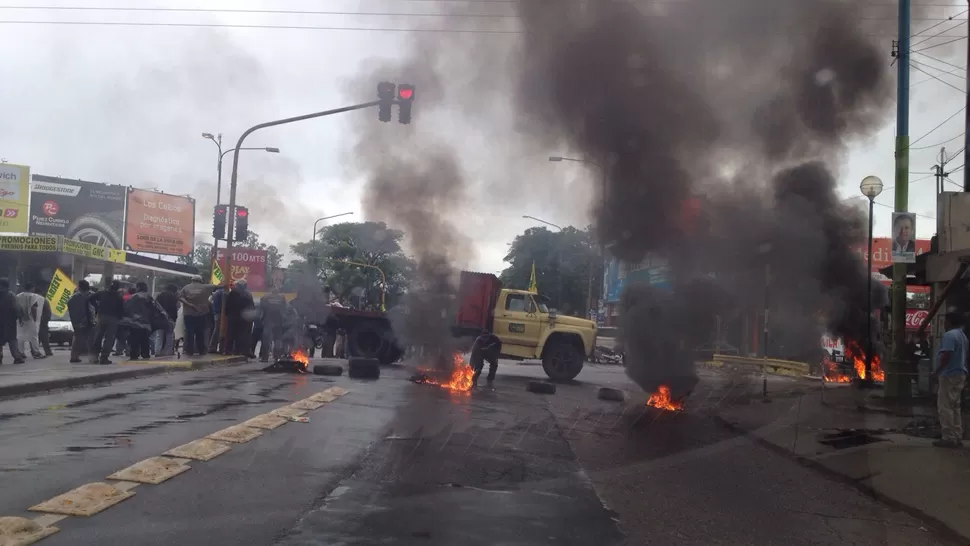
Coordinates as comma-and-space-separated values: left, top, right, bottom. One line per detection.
213, 247, 268, 291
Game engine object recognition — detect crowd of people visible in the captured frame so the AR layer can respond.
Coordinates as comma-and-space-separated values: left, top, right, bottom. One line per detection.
0, 274, 347, 365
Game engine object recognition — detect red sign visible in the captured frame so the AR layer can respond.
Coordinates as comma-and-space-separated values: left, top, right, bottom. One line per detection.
906, 309, 929, 331
213, 248, 268, 291
851, 237, 931, 272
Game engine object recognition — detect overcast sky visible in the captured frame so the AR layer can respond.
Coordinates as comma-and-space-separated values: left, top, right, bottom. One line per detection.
0, 0, 966, 273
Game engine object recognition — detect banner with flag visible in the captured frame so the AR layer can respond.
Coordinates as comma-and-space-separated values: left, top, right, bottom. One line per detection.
528, 261, 538, 293
210, 258, 225, 285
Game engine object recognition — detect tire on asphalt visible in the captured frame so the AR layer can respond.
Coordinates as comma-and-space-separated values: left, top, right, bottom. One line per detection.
527, 381, 557, 395
541, 338, 584, 382
313, 363, 344, 376
597, 387, 625, 402
348, 357, 381, 379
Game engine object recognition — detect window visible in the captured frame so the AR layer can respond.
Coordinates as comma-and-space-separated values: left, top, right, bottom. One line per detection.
506, 294, 527, 312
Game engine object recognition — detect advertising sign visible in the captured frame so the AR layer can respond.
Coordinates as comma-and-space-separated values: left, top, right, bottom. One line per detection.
0, 235, 58, 252
45, 268, 76, 318
213, 247, 267, 291
0, 163, 29, 234
62, 238, 126, 264
891, 212, 917, 264
851, 237, 931, 272
124, 188, 196, 256
29, 175, 126, 249
905, 309, 929, 331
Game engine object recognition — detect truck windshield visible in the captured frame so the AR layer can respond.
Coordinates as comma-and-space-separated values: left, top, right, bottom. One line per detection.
530, 297, 549, 313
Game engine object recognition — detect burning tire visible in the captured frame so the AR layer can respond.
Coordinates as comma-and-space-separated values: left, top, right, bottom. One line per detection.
527, 380, 557, 395
541, 339, 584, 382
597, 387, 625, 402
313, 364, 343, 376
348, 357, 381, 379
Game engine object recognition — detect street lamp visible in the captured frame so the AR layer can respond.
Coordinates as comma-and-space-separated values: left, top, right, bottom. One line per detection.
201, 132, 280, 255
522, 215, 564, 310
860, 175, 884, 387
548, 156, 598, 166
312, 212, 355, 241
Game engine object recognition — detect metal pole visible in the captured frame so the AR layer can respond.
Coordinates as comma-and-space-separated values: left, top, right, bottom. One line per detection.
964, 0, 970, 191
762, 262, 770, 402
220, 100, 383, 352
864, 198, 875, 386
211, 134, 223, 261
888, 0, 911, 399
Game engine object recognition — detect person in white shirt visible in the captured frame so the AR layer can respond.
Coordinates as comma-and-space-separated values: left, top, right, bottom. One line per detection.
15, 283, 46, 359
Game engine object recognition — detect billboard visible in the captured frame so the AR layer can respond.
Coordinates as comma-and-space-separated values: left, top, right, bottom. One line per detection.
850, 237, 931, 272
28, 175, 127, 247
212, 247, 268, 291
0, 163, 29, 234
124, 188, 195, 256
891, 212, 917, 264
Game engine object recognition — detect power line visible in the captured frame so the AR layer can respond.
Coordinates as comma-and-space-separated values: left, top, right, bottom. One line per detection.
909, 133, 965, 149
913, 35, 967, 53
908, 107, 966, 147
872, 200, 936, 219
909, 60, 965, 92
912, 51, 965, 72
910, 8, 969, 42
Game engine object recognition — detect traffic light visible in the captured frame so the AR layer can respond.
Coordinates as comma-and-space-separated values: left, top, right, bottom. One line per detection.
377, 81, 395, 123
397, 84, 415, 124
234, 206, 249, 242
212, 205, 227, 240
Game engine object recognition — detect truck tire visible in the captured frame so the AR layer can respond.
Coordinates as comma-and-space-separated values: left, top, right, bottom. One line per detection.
527, 381, 556, 395
541, 340, 584, 382
313, 364, 343, 376
348, 324, 386, 360
597, 387, 625, 402
348, 357, 381, 379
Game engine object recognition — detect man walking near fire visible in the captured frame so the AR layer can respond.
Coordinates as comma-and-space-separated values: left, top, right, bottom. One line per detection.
470, 328, 502, 388
932, 311, 969, 448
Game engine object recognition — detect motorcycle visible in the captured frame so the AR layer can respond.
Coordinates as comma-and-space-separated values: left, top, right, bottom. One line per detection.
306, 323, 325, 350
591, 345, 625, 365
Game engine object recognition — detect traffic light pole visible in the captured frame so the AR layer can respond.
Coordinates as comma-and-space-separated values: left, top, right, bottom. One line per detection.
219, 99, 383, 351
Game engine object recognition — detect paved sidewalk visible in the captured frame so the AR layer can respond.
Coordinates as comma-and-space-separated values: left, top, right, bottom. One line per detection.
0, 349, 246, 399
714, 381, 970, 542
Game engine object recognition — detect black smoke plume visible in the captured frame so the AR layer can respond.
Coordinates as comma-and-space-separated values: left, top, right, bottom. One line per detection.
514, 1, 893, 395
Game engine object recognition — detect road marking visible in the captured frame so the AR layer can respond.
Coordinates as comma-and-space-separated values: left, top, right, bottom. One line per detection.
163, 438, 231, 461
0, 515, 59, 544
29, 482, 136, 516
206, 424, 263, 444
106, 457, 191, 485
289, 399, 327, 410
270, 407, 308, 419
308, 392, 338, 403
242, 414, 288, 430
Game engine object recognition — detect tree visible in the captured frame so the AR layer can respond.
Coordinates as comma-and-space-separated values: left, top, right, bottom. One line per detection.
500, 225, 601, 317
242, 231, 283, 270
289, 221, 414, 308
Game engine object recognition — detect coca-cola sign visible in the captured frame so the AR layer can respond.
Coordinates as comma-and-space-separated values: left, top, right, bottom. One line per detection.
906, 309, 928, 330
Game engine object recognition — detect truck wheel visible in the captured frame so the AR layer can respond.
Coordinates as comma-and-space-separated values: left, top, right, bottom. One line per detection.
348, 357, 380, 379
542, 341, 584, 382
313, 364, 343, 376
527, 381, 556, 394
349, 325, 385, 360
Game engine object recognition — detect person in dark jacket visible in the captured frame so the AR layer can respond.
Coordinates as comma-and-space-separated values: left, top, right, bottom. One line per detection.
470, 329, 502, 387
67, 280, 95, 363
154, 284, 179, 357
123, 282, 154, 360
90, 281, 124, 364
258, 287, 287, 362
208, 286, 225, 353
39, 298, 54, 357
0, 278, 26, 365
114, 285, 138, 356
225, 281, 255, 357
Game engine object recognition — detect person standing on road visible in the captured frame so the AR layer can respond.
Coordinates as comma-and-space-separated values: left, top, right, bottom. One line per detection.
154, 284, 179, 357
208, 285, 225, 354
66, 280, 95, 363
933, 312, 969, 448
470, 329, 502, 387
90, 280, 123, 364
258, 287, 287, 362
225, 281, 255, 357
179, 276, 220, 356
0, 278, 26, 365
15, 283, 45, 359
122, 282, 155, 361
39, 297, 54, 357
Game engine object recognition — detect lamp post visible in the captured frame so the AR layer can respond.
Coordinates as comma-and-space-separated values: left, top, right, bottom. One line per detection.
860, 175, 884, 387
312, 212, 354, 241
522, 215, 564, 310
201, 132, 279, 255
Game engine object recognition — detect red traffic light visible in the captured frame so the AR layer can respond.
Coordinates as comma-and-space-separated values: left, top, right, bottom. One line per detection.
398, 87, 413, 100
216, 207, 226, 214
236, 208, 248, 217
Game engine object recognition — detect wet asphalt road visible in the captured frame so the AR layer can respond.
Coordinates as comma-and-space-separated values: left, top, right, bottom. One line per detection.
0, 359, 957, 545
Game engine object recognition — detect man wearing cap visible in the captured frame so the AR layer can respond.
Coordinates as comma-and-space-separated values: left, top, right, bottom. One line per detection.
179, 275, 220, 356
933, 311, 969, 448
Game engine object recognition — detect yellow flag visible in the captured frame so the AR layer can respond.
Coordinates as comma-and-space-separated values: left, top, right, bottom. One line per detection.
528, 261, 538, 293
210, 259, 225, 285
46, 268, 76, 318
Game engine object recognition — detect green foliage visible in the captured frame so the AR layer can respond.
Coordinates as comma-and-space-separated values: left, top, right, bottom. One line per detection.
500, 225, 601, 317
243, 231, 284, 270
289, 221, 414, 308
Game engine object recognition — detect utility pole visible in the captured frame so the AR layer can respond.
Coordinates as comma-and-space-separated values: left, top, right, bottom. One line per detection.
965, 0, 970, 191
888, 0, 911, 399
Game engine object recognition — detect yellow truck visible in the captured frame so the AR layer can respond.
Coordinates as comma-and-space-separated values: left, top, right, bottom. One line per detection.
453, 271, 597, 381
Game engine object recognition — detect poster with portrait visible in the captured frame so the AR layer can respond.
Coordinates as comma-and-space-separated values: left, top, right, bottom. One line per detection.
891, 212, 916, 264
